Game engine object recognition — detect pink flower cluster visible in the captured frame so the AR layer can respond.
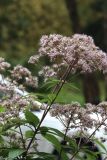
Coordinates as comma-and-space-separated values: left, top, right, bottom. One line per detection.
38, 66, 57, 81
0, 57, 11, 72
50, 101, 107, 131
0, 85, 39, 124
11, 65, 31, 80
11, 65, 38, 88
29, 34, 107, 76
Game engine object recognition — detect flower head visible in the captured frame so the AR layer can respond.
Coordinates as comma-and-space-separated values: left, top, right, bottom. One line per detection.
0, 57, 11, 72
29, 34, 107, 78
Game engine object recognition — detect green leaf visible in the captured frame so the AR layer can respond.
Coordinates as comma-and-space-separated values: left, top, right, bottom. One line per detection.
25, 130, 34, 138
34, 158, 45, 160
1, 123, 15, 133
1, 118, 26, 134
47, 93, 56, 102
42, 133, 69, 160
34, 93, 47, 99
64, 82, 80, 91
0, 106, 5, 112
43, 127, 77, 154
43, 133, 61, 151
48, 127, 64, 137
40, 126, 49, 135
94, 139, 107, 152
33, 158, 47, 160
40, 78, 60, 90
0, 135, 4, 144
48, 127, 77, 150
11, 118, 27, 127
34, 93, 49, 103
8, 149, 25, 160
25, 110, 40, 127
82, 150, 98, 160
68, 139, 78, 152
36, 152, 56, 160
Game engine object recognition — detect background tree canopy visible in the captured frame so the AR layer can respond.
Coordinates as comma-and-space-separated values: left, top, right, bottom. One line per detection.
0, 0, 71, 65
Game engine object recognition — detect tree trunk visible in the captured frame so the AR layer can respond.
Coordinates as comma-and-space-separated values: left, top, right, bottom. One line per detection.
65, 0, 80, 33
65, 0, 100, 104
83, 74, 100, 104
102, 1, 107, 100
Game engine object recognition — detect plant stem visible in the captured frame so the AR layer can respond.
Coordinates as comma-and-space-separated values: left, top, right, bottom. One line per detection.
70, 117, 107, 160
24, 59, 78, 157
19, 125, 26, 149
58, 113, 73, 160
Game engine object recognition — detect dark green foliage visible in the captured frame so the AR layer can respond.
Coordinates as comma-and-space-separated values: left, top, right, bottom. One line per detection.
0, 0, 71, 65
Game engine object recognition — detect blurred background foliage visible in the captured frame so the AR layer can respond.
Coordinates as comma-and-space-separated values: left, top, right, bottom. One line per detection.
0, 0, 71, 65
0, 0, 107, 104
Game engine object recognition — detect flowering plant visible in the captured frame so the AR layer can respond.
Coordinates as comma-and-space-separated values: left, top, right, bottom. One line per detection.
0, 34, 107, 159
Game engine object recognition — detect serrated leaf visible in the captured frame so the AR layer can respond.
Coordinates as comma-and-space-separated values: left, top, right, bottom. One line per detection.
8, 149, 25, 160
25, 110, 40, 127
